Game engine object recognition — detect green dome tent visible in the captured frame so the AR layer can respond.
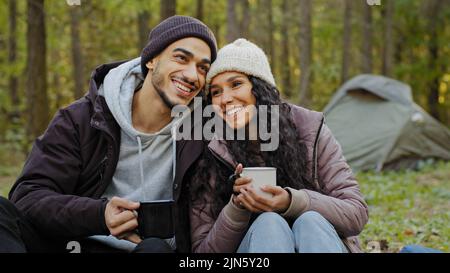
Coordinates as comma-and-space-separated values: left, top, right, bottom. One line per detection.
323, 74, 450, 172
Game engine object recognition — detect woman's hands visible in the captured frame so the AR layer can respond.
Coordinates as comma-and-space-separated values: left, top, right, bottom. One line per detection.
236, 185, 291, 213
231, 164, 291, 213
231, 164, 252, 209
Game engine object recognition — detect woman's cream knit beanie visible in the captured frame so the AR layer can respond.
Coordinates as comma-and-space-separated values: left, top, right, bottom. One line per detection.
206, 38, 276, 93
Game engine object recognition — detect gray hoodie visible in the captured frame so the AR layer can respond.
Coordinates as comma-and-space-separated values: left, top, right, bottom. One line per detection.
90, 57, 178, 251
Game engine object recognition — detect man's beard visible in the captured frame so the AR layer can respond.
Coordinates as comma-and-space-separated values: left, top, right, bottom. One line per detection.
151, 62, 177, 109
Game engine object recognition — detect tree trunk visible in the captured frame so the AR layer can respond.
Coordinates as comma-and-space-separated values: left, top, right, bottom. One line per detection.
137, 10, 150, 49
51, 50, 63, 110
426, 0, 443, 121
281, 0, 291, 97
240, 0, 250, 38
298, 0, 312, 106
382, 0, 395, 77
26, 0, 49, 141
361, 1, 373, 73
160, 0, 176, 20
267, 0, 275, 69
212, 21, 221, 48
394, 31, 404, 65
70, 6, 85, 99
9, 0, 19, 118
254, 0, 275, 73
226, 0, 239, 42
196, 0, 204, 21
341, 0, 352, 84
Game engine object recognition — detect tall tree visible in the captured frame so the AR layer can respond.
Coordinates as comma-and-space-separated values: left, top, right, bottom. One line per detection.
254, 1, 266, 48
160, 0, 176, 20
239, 0, 250, 38
382, 0, 395, 77
361, 0, 373, 73
212, 21, 221, 48
137, 10, 150, 50
298, 0, 313, 106
341, 0, 352, 84
266, 0, 275, 68
196, 0, 204, 21
226, 0, 239, 42
51, 49, 63, 110
425, 0, 444, 121
26, 0, 49, 141
254, 0, 275, 70
281, 0, 291, 97
8, 0, 19, 118
70, 5, 85, 99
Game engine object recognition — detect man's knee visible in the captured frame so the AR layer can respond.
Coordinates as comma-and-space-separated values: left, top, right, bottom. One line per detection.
0, 196, 12, 208
0, 196, 19, 218
132, 238, 174, 253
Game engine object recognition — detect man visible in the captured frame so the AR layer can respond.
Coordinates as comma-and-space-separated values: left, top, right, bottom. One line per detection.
0, 15, 217, 253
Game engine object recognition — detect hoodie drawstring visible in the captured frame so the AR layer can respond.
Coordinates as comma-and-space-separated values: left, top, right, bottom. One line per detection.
171, 124, 179, 182
136, 136, 146, 201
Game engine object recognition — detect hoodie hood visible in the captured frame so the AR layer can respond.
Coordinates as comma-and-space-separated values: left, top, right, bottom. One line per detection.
100, 57, 174, 140
98, 57, 177, 202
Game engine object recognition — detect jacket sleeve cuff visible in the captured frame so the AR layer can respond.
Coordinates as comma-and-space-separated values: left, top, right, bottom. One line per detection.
222, 196, 252, 227
281, 188, 311, 219
98, 198, 110, 235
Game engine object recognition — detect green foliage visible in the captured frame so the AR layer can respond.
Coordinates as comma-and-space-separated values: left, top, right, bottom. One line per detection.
0, 144, 24, 197
1, 0, 449, 126
358, 161, 450, 252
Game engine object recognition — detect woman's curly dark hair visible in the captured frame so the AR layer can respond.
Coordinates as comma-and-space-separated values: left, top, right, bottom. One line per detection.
189, 76, 312, 218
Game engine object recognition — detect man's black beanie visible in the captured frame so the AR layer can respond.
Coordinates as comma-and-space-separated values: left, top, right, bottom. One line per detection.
140, 15, 217, 77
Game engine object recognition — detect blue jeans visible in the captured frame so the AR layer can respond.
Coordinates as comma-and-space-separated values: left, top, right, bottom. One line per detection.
237, 211, 348, 253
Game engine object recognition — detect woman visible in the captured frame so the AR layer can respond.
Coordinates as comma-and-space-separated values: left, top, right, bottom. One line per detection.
189, 38, 368, 253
